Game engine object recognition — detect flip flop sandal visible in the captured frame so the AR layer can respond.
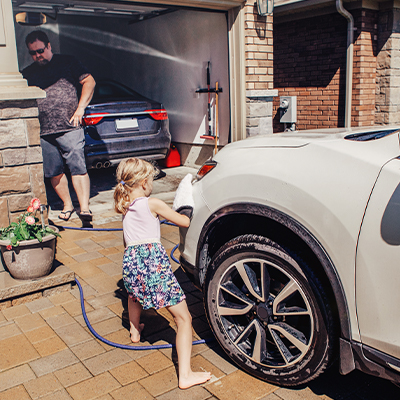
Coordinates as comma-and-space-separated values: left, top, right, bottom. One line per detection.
58, 209, 75, 221
78, 210, 93, 222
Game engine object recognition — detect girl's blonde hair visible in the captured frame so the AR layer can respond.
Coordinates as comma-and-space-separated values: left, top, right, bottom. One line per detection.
114, 158, 156, 214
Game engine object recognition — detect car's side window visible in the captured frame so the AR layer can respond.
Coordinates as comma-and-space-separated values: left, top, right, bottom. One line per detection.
381, 183, 400, 245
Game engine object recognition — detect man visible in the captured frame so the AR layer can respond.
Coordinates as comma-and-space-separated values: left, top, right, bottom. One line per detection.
22, 31, 96, 223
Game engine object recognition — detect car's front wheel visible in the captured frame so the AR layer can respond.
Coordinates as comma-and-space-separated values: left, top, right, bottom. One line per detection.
204, 234, 335, 386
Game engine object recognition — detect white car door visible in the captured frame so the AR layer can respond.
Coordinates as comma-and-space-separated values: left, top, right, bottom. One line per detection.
356, 156, 400, 365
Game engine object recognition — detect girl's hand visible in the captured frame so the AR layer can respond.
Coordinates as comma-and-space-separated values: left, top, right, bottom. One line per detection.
148, 198, 190, 228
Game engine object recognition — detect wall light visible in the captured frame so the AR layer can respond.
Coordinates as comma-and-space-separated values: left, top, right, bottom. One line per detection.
257, 0, 274, 16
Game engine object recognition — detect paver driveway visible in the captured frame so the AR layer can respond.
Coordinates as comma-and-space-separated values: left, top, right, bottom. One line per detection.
1, 172, 400, 399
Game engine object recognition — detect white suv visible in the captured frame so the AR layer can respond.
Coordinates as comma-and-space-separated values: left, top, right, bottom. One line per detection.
179, 126, 400, 387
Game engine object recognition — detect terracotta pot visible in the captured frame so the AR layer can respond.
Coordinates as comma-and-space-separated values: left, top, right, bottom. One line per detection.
0, 226, 59, 280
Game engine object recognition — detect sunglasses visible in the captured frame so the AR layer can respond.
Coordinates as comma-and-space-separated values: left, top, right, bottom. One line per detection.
29, 47, 46, 56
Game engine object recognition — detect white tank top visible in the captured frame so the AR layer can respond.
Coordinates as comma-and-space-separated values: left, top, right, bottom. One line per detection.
122, 197, 160, 246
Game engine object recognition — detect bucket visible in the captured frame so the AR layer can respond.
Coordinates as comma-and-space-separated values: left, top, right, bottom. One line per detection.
161, 144, 181, 168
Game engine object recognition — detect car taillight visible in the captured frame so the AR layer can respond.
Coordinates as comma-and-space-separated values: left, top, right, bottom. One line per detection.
82, 113, 108, 126
197, 160, 217, 180
147, 109, 168, 120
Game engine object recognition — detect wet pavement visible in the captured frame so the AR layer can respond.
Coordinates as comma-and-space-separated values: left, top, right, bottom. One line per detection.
0, 166, 399, 399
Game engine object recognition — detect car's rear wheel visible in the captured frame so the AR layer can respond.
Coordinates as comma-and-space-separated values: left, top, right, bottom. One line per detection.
204, 234, 335, 386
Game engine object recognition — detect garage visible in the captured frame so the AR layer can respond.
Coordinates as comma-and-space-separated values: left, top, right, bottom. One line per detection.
12, 0, 243, 165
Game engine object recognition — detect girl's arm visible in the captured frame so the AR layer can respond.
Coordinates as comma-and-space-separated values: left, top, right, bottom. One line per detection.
148, 198, 190, 228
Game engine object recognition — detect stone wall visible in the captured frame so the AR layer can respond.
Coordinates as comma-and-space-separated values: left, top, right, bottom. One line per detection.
0, 99, 47, 228
246, 89, 278, 136
376, 8, 400, 125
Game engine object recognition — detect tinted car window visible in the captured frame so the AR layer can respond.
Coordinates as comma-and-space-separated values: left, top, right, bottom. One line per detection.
91, 81, 147, 103
94, 83, 133, 99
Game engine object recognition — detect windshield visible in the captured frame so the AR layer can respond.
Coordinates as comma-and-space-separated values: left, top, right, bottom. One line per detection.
345, 129, 399, 141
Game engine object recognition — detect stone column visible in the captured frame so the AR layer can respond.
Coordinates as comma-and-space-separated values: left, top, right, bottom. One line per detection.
0, 0, 41, 95
376, 5, 400, 125
0, 0, 46, 272
246, 89, 278, 136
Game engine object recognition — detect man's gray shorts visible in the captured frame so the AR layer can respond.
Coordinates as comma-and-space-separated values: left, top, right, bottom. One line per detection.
40, 128, 87, 178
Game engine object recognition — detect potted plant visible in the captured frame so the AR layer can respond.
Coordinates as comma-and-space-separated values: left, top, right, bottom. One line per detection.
0, 198, 61, 280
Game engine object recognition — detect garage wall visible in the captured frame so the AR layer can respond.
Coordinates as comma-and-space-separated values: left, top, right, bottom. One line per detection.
14, 9, 230, 146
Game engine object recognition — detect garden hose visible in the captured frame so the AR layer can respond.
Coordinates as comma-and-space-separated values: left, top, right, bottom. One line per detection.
58, 220, 176, 231
74, 277, 211, 350
60, 221, 212, 349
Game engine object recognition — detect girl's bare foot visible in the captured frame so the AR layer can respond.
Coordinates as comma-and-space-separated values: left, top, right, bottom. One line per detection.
130, 323, 144, 343
179, 371, 211, 390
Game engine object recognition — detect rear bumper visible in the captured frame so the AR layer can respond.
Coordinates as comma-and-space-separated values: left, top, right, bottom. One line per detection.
84, 126, 170, 168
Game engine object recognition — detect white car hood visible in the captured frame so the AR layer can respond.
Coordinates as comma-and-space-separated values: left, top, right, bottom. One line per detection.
224, 126, 400, 151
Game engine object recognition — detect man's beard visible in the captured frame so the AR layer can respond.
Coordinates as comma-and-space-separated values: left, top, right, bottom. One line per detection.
37, 59, 49, 66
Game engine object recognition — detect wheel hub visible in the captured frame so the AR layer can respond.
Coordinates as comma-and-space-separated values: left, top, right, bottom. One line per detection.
256, 303, 270, 321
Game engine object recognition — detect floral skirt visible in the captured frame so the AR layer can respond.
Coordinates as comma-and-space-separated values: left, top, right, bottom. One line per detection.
122, 242, 186, 310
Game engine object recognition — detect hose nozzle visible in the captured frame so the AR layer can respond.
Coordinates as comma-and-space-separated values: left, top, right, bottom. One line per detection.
40, 204, 46, 229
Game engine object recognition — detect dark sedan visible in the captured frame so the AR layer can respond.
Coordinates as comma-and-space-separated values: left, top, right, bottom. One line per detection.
83, 80, 171, 169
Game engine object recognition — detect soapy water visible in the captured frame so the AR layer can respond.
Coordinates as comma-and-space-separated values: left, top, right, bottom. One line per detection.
44, 24, 195, 66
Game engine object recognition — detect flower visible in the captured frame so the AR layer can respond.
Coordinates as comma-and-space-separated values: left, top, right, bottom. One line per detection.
25, 216, 35, 225
0, 199, 60, 248
30, 198, 41, 211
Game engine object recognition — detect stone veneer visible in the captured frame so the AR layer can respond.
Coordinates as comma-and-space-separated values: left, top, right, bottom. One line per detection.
376, 7, 400, 125
0, 99, 47, 271
246, 89, 278, 136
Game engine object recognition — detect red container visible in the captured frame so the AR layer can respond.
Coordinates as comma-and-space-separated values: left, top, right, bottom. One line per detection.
162, 144, 181, 168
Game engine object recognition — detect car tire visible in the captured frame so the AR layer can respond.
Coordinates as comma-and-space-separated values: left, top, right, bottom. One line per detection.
204, 234, 335, 386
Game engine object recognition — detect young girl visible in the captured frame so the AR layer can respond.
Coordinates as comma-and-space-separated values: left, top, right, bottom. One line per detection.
114, 158, 211, 390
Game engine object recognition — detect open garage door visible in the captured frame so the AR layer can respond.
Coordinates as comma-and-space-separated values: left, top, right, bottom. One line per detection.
14, 0, 237, 163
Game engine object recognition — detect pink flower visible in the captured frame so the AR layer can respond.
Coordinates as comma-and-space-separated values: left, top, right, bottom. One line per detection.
27, 206, 34, 213
6, 245, 12, 250
30, 198, 40, 211
25, 216, 35, 225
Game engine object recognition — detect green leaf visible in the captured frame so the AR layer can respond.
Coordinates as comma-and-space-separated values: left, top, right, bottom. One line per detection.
20, 225, 30, 240
35, 232, 43, 242
14, 228, 24, 241
45, 227, 61, 238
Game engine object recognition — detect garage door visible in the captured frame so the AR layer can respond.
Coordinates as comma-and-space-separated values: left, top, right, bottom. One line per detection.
14, 0, 238, 149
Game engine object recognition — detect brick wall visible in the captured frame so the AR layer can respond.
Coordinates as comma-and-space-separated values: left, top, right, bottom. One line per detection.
352, 9, 378, 127
243, 1, 276, 137
0, 100, 47, 228
244, 2, 274, 90
273, 9, 378, 132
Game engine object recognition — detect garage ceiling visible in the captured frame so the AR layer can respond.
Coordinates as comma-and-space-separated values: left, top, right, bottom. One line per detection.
12, 0, 243, 19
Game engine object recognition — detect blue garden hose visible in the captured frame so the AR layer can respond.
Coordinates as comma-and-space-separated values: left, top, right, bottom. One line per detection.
75, 277, 211, 350
57, 219, 176, 231
62, 221, 212, 349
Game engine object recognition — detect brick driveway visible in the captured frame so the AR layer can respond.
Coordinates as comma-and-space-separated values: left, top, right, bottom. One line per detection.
0, 213, 399, 399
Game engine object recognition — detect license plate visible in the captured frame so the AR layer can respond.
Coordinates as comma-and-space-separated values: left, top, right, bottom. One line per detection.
115, 118, 139, 130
